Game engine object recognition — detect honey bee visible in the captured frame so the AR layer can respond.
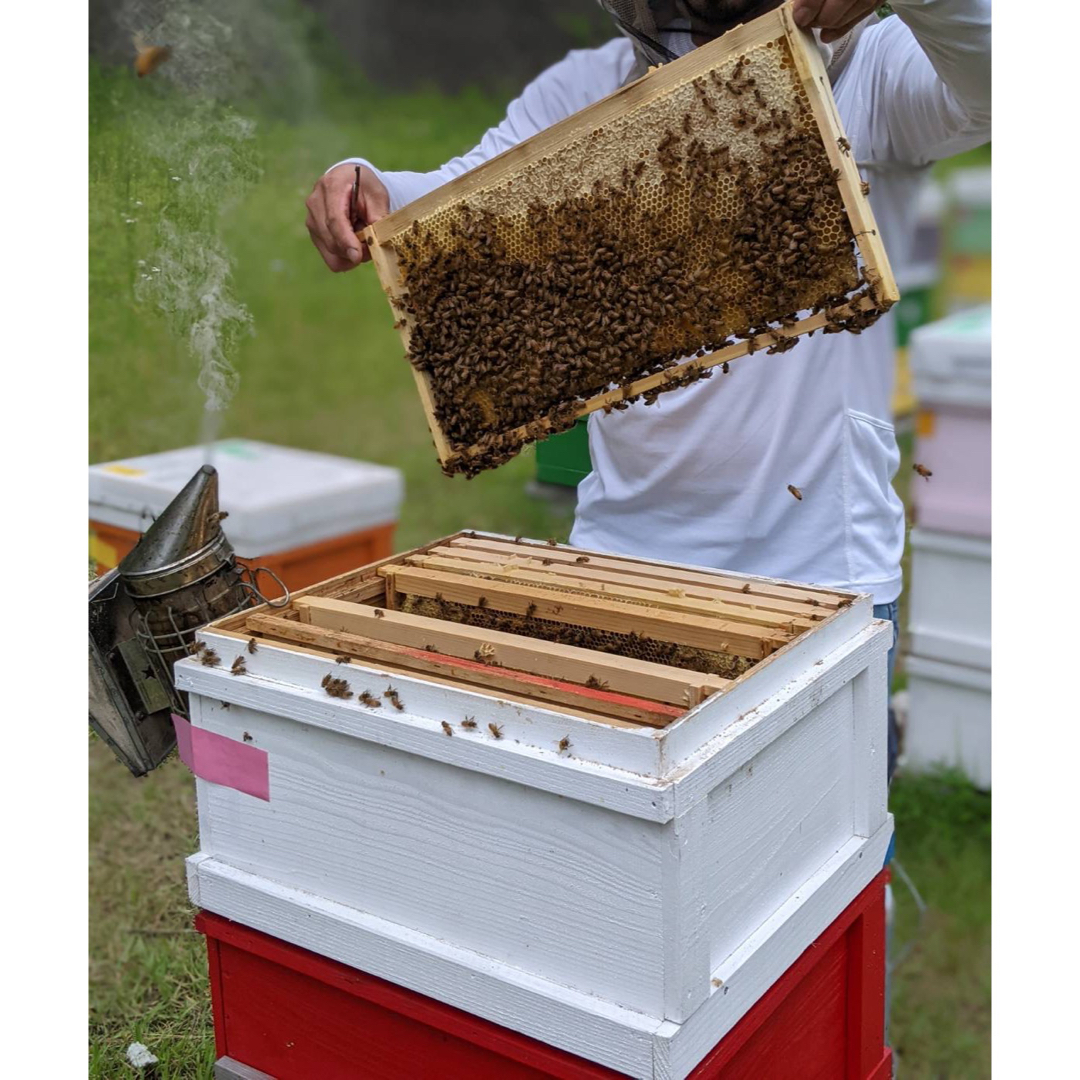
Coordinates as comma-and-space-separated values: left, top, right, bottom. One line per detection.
525, 603, 538, 618
711, 978, 723, 988
230, 656, 247, 676
324, 677, 353, 700
837, 137, 851, 154
488, 722, 504, 739
247, 637, 258, 654
474, 642, 497, 665
373, 608, 385, 618
133, 34, 172, 78
741, 583, 752, 594
359, 691, 382, 708
461, 717, 478, 730
913, 463, 933, 480
546, 538, 558, 546
558, 736, 572, 753
586, 675, 610, 691
335, 655, 350, 664
199, 648, 220, 667
788, 484, 803, 501
441, 721, 454, 737
190, 641, 206, 655
574, 556, 590, 564
861, 180, 871, 197
242, 731, 252, 742
384, 687, 404, 710
541, 558, 554, 566
477, 596, 489, 609
321, 673, 332, 688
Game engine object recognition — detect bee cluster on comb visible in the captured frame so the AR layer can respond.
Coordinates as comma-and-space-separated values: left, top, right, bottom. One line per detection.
366, 12, 895, 477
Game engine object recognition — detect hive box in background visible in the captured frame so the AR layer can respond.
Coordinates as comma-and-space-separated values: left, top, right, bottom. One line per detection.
909, 306, 991, 537
905, 655, 990, 790
179, 534, 893, 1080
89, 440, 404, 593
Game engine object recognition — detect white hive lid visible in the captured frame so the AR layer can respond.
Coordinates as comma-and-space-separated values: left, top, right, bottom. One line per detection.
909, 306, 991, 409
89, 439, 404, 555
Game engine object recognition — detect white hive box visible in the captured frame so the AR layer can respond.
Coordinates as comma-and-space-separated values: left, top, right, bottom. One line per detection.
909, 306, 991, 537
89, 439, 404, 558
905, 655, 991, 789
908, 527, 991, 670
178, 533, 893, 1080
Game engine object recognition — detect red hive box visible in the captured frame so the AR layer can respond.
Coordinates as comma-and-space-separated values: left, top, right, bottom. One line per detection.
198, 871, 890, 1080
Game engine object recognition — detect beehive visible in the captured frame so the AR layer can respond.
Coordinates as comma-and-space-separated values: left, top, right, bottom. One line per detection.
364, 5, 897, 476
180, 532, 894, 1078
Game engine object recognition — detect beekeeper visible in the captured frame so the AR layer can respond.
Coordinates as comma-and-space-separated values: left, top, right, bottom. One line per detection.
304, 0, 992, 779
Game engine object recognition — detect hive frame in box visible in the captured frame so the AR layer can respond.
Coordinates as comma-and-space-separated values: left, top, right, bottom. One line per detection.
363, 3, 897, 472
179, 532, 893, 1079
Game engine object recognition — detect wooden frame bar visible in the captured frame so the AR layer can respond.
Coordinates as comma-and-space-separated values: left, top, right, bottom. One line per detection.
447, 536, 843, 610
248, 613, 680, 727
292, 596, 728, 706
378, 565, 790, 660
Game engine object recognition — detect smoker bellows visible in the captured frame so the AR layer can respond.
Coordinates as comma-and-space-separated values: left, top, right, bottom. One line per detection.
363, 5, 896, 476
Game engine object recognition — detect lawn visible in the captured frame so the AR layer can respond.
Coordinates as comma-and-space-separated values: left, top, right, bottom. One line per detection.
89, 46, 989, 1079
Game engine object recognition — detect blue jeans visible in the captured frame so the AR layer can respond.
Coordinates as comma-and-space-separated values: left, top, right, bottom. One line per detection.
874, 601, 900, 783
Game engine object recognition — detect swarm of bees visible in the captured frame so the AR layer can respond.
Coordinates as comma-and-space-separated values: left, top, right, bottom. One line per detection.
388, 47, 876, 477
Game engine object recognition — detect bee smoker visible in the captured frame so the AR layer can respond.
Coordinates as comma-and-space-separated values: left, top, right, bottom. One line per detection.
89, 464, 287, 776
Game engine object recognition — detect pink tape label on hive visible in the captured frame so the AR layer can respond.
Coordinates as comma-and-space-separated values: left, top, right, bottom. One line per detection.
172, 714, 270, 801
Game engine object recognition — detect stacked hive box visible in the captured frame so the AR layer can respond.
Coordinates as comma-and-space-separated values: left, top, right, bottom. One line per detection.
178, 532, 893, 1079
905, 307, 991, 787
89, 440, 404, 593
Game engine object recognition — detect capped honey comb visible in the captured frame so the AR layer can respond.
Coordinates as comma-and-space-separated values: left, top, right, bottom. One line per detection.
364, 6, 897, 477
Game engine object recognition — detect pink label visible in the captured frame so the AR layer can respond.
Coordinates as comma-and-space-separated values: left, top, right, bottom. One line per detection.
172, 714, 270, 801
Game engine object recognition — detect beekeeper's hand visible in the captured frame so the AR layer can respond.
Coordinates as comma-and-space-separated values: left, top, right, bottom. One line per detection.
305, 163, 391, 272
792, 1, 880, 43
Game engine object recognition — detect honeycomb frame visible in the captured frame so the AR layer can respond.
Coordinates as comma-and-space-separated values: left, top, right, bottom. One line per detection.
364, 4, 897, 476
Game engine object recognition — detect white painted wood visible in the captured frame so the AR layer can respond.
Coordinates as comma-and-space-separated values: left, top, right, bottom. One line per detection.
188, 818, 890, 1080
668, 819, 893, 1078
189, 855, 664, 1079
192, 700, 670, 1016
177, 648, 675, 824
661, 797, 709, 1023
851, 647, 890, 837
702, 685, 855, 971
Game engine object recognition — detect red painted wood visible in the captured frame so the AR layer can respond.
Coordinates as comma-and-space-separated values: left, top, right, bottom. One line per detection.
197, 870, 889, 1080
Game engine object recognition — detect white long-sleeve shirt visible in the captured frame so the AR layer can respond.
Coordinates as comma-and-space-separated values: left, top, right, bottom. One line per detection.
339, 0, 990, 602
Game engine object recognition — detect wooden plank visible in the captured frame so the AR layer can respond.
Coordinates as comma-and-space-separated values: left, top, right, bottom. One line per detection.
448, 536, 844, 609
247, 613, 679, 728
293, 596, 726, 706
779, 4, 898, 309
403, 552, 816, 632
209, 532, 465, 633
378, 565, 788, 660
421, 543, 829, 621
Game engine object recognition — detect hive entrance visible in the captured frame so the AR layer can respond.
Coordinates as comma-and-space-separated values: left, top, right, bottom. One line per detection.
223, 533, 855, 731
364, 6, 896, 476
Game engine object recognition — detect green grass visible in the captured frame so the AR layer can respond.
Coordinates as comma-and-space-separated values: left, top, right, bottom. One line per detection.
90, 55, 988, 1080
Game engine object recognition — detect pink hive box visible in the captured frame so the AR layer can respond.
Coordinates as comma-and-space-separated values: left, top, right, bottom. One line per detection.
909, 307, 991, 538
